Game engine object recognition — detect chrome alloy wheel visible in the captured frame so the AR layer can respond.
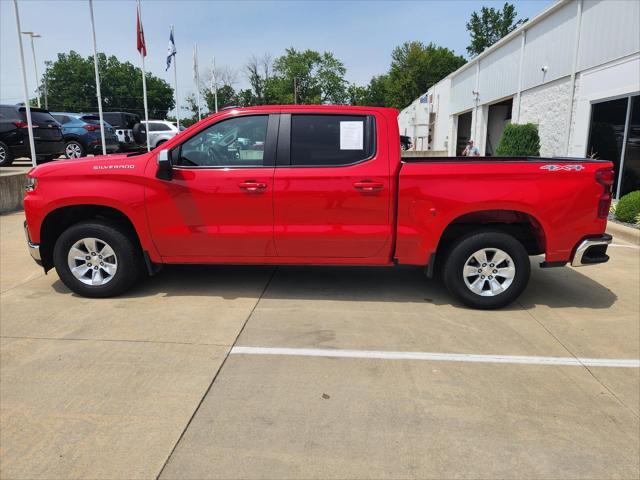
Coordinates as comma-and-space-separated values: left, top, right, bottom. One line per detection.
0, 145, 6, 163
67, 237, 117, 286
463, 248, 515, 297
65, 142, 83, 158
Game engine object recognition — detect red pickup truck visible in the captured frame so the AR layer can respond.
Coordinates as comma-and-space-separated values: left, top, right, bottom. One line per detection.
23, 105, 614, 309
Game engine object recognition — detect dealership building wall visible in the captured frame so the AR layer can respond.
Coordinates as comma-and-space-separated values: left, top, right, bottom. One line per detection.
398, 0, 640, 199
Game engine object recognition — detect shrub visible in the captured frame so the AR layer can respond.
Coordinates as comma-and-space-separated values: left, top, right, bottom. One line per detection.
615, 190, 640, 223
495, 123, 541, 157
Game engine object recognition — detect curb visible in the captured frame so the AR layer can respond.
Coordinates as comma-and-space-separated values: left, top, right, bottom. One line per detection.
606, 221, 640, 246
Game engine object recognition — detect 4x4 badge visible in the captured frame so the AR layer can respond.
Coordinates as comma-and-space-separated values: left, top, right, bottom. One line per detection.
540, 164, 584, 171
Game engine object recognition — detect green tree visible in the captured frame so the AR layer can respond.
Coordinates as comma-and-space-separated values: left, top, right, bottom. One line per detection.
265, 48, 347, 104
466, 2, 527, 57
386, 42, 465, 109
363, 74, 392, 106
203, 84, 240, 113
43, 51, 174, 118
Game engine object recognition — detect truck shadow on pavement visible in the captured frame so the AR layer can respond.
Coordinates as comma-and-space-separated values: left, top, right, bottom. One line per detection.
52, 260, 617, 310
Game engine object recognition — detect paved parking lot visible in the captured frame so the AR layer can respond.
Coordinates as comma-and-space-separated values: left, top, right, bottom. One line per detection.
1, 210, 639, 479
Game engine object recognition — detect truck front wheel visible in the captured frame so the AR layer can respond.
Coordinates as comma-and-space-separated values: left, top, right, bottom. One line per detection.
442, 230, 530, 309
53, 221, 142, 298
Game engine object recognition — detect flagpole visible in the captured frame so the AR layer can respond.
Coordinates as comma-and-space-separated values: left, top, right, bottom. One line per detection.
194, 43, 201, 121
212, 56, 218, 113
13, 0, 36, 167
88, 0, 107, 155
137, 0, 150, 151
141, 54, 150, 151
171, 25, 179, 129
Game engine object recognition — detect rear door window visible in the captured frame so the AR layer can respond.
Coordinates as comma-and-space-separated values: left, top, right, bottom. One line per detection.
149, 122, 171, 132
290, 114, 375, 166
21, 110, 59, 125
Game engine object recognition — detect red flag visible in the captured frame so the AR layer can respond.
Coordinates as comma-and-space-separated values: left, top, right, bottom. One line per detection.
136, 5, 146, 57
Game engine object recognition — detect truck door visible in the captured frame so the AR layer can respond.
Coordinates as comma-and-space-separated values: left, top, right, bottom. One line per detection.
145, 114, 278, 258
273, 113, 392, 259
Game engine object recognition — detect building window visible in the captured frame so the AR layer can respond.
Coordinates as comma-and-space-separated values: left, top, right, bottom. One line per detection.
620, 96, 639, 198
587, 95, 640, 198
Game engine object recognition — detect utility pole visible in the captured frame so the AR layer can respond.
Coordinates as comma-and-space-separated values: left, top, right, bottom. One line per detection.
211, 57, 218, 113
21, 31, 41, 108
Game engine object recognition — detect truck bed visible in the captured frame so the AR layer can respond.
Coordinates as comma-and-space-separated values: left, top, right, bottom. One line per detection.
394, 157, 612, 266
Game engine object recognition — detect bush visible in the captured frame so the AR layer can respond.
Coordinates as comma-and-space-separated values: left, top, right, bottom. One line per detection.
495, 123, 541, 157
615, 190, 640, 223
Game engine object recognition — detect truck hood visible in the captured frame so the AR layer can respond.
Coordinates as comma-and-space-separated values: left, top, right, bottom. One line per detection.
29, 152, 150, 178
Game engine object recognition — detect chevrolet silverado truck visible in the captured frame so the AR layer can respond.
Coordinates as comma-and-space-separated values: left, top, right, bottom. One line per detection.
23, 106, 614, 309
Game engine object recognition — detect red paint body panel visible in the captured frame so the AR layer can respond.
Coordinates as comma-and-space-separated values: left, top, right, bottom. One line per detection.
396, 161, 610, 265
23, 105, 612, 270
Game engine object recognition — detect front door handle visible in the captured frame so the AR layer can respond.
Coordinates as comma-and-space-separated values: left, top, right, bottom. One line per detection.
353, 181, 384, 192
239, 181, 267, 192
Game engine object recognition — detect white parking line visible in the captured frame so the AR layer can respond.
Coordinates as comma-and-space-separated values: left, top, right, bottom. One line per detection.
231, 346, 640, 368
609, 243, 639, 249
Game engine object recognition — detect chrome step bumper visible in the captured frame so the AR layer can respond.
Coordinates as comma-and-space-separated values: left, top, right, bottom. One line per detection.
23, 221, 42, 263
571, 234, 612, 267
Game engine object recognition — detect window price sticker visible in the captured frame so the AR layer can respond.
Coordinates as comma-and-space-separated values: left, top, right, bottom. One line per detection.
340, 121, 363, 150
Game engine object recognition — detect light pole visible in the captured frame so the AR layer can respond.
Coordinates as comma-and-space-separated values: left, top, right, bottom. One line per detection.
21, 31, 42, 108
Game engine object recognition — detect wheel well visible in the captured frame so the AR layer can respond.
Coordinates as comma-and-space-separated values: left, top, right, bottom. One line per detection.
432, 210, 545, 273
39, 205, 141, 271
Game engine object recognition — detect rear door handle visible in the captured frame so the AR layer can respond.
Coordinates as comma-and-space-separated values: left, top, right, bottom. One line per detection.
239, 181, 267, 192
353, 181, 384, 192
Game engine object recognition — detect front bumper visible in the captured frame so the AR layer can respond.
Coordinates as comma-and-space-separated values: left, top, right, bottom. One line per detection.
23, 221, 42, 265
571, 234, 612, 267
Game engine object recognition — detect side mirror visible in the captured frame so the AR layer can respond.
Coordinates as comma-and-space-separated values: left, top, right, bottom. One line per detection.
156, 149, 173, 181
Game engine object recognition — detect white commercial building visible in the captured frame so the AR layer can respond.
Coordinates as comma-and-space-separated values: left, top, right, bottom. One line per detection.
398, 0, 640, 199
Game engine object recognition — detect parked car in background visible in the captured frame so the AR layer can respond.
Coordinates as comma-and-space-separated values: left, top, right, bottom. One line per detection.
88, 111, 140, 151
0, 105, 64, 166
51, 113, 119, 158
400, 135, 412, 151
142, 120, 181, 148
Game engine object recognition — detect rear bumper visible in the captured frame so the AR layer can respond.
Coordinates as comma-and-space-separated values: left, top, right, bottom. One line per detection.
571, 234, 612, 267
23, 221, 42, 265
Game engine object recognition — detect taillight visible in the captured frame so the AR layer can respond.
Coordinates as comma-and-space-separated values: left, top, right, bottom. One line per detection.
83, 124, 101, 131
596, 169, 614, 191
14, 121, 39, 128
596, 168, 614, 219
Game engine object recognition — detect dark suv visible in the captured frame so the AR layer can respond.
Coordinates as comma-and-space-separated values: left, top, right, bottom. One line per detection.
0, 105, 65, 166
51, 112, 119, 158
88, 111, 141, 151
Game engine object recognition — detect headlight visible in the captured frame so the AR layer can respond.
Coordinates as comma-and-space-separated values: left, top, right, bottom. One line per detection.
25, 177, 37, 192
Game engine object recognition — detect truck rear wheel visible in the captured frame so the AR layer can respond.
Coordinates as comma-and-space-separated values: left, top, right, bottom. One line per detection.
442, 230, 530, 309
53, 221, 142, 298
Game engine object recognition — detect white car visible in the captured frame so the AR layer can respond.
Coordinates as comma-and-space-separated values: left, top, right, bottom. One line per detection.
142, 120, 181, 148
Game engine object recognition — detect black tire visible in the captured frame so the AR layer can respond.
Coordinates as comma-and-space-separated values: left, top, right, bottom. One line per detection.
442, 230, 530, 309
0, 141, 14, 166
53, 221, 143, 298
64, 140, 85, 159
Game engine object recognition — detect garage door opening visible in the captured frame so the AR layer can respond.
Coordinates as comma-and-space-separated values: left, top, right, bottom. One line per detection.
456, 111, 472, 155
485, 98, 513, 156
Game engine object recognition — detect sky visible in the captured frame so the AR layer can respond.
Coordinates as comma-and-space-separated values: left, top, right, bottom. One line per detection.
1, 0, 554, 113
